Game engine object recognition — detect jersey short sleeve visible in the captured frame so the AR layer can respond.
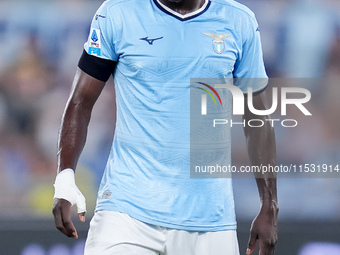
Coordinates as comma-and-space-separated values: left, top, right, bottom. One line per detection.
84, 1, 118, 61
233, 13, 268, 93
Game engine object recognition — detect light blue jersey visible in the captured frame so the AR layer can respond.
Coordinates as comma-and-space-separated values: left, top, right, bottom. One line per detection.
84, 0, 267, 231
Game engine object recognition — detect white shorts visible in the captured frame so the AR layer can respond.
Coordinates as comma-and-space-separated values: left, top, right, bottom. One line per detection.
84, 211, 240, 255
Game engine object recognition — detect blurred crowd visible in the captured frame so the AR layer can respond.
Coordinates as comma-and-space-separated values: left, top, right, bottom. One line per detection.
0, 0, 340, 220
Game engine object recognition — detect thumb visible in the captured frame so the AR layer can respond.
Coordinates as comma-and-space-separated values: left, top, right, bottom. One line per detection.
78, 212, 86, 222
247, 232, 257, 255
75, 188, 86, 216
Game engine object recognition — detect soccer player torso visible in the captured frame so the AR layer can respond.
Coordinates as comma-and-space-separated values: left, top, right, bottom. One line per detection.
85, 0, 266, 231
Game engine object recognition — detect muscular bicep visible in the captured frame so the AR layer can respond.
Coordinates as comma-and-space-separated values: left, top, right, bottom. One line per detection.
243, 90, 270, 122
68, 68, 106, 110
242, 90, 276, 168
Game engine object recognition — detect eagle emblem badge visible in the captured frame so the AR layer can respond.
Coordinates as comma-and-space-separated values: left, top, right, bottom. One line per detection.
203, 33, 232, 54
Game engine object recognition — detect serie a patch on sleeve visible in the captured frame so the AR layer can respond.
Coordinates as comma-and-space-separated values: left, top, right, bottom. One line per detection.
88, 28, 102, 56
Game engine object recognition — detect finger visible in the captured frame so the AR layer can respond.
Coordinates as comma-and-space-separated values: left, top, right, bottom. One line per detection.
78, 212, 86, 222
59, 199, 78, 239
247, 248, 254, 255
247, 233, 257, 255
259, 240, 276, 255
52, 199, 67, 235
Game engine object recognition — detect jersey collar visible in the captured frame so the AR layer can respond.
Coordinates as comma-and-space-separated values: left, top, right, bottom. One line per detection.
153, 0, 211, 21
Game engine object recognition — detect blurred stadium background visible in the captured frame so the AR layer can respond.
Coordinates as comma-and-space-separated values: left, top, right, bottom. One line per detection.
0, 0, 340, 254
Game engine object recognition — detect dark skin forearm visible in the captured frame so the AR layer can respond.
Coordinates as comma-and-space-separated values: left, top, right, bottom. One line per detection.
53, 68, 106, 239
57, 68, 106, 172
243, 91, 278, 255
244, 96, 277, 203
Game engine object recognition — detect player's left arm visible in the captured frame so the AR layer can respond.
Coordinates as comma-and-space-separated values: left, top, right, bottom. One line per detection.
243, 90, 278, 255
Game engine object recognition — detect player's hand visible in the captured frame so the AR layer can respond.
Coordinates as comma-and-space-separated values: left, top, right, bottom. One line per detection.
52, 169, 86, 239
247, 200, 278, 255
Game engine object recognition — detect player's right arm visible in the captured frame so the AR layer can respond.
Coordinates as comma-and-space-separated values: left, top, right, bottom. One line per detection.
52, 1, 118, 239
52, 68, 106, 239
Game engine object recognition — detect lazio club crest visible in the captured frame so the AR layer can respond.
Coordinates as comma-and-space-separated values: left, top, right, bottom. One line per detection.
203, 33, 232, 54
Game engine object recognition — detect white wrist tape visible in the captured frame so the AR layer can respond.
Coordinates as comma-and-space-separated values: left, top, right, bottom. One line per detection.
53, 168, 86, 213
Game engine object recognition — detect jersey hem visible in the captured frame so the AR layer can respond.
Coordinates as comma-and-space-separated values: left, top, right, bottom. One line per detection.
94, 205, 237, 232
